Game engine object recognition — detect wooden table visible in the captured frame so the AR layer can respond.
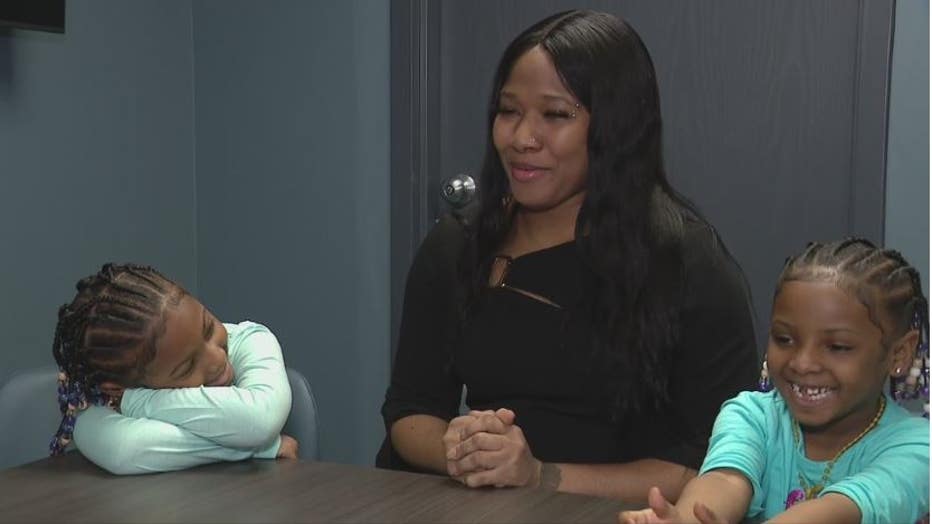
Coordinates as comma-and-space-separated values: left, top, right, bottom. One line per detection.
0, 452, 627, 523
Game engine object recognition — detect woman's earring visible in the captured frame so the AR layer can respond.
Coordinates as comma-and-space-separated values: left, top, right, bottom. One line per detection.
758, 360, 772, 392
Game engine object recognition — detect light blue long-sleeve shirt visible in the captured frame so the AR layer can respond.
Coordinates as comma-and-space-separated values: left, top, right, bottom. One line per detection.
73, 321, 292, 475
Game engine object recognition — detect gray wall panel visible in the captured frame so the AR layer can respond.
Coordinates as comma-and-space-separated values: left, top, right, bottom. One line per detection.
886, 0, 929, 294
0, 1, 197, 384
193, 0, 390, 466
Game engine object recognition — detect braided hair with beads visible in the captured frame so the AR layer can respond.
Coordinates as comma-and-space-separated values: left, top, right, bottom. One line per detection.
774, 238, 930, 415
50, 263, 184, 455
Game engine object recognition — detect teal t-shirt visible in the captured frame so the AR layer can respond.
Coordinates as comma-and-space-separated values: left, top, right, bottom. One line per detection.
699, 390, 929, 523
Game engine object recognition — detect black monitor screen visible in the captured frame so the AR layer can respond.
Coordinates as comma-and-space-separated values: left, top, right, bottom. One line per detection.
0, 0, 65, 33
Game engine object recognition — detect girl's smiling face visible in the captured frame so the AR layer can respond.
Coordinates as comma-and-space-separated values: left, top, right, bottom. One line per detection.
143, 295, 233, 389
767, 281, 913, 437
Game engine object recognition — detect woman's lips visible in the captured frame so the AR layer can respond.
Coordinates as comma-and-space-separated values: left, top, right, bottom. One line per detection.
510, 163, 548, 182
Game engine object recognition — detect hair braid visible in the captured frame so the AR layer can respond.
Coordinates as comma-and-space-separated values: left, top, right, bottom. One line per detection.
49, 263, 184, 455
777, 238, 929, 414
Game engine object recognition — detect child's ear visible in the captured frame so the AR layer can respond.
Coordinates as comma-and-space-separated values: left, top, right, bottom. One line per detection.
98, 381, 125, 399
889, 329, 920, 377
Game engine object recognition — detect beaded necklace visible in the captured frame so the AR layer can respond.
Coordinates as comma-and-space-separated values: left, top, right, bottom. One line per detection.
784, 396, 886, 509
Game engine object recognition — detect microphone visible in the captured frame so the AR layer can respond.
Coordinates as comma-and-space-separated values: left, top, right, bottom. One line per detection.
440, 173, 478, 225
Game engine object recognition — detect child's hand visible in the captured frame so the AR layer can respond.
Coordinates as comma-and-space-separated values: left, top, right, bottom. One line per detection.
618, 485, 683, 524
276, 434, 299, 459
618, 486, 726, 524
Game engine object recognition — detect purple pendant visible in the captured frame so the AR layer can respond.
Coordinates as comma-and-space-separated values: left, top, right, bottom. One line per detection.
785, 489, 806, 509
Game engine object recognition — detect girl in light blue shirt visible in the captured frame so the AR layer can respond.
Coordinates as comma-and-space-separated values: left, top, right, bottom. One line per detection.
50, 263, 295, 474
620, 239, 929, 524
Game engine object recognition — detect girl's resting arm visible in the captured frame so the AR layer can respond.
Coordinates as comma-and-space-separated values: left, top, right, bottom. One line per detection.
118, 322, 292, 449
697, 391, 771, 518
73, 405, 280, 475
675, 468, 753, 524
767, 493, 860, 524
812, 416, 930, 524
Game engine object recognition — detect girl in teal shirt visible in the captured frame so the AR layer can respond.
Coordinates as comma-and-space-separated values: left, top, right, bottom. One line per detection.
49, 263, 296, 474
620, 239, 929, 524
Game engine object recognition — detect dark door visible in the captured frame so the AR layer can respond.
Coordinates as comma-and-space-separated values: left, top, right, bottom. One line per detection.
391, 0, 894, 356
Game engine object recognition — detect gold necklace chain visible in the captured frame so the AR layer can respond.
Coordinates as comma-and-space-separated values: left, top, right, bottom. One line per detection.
791, 395, 886, 500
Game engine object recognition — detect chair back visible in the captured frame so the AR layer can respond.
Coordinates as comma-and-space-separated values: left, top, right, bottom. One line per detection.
283, 367, 320, 460
0, 366, 61, 470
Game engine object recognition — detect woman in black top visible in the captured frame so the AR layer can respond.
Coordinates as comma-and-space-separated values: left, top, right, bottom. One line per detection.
379, 10, 757, 503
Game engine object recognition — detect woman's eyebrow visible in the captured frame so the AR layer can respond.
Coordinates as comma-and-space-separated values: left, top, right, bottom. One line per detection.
499, 91, 576, 106
540, 93, 576, 105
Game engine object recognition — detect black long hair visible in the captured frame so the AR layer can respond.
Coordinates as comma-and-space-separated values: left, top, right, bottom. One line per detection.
458, 10, 709, 416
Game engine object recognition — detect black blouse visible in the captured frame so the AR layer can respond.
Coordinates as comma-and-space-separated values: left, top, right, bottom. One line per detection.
378, 214, 758, 471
